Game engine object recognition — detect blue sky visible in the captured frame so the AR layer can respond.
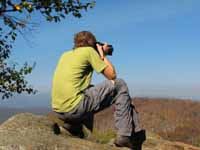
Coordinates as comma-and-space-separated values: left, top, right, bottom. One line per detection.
1, 0, 200, 107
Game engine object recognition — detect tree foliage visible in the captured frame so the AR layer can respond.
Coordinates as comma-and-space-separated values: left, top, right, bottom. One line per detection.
0, 0, 95, 99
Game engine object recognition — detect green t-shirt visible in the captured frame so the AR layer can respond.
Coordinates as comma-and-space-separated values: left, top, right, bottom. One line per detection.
51, 47, 107, 112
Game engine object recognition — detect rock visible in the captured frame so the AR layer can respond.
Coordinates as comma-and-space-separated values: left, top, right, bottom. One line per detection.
0, 113, 200, 150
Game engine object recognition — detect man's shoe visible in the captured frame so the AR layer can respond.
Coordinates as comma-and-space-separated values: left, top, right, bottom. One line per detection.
131, 129, 146, 150
47, 112, 65, 135
47, 112, 65, 127
114, 135, 134, 149
52, 123, 61, 135
63, 123, 85, 138
47, 112, 85, 138
132, 129, 146, 144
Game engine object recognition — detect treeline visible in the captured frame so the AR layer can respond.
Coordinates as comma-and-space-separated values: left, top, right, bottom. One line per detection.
94, 97, 200, 146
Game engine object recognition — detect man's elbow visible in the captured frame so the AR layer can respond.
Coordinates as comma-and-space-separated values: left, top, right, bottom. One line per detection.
108, 72, 116, 80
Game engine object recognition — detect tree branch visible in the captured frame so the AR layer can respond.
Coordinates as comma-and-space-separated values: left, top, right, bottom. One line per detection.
0, 9, 17, 14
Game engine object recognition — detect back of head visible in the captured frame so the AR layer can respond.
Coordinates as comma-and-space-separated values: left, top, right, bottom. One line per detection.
74, 31, 97, 49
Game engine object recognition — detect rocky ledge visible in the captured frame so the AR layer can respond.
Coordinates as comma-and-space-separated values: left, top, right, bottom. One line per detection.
0, 113, 199, 150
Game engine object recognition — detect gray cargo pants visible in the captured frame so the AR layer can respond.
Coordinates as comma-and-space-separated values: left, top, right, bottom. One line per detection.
54, 78, 141, 136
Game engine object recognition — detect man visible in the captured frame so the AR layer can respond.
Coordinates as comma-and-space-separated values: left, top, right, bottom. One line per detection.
49, 31, 146, 149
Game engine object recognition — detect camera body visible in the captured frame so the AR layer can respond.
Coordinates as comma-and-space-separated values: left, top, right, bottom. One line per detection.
95, 42, 114, 56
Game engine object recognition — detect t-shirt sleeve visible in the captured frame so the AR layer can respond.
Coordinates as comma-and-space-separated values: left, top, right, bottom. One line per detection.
87, 47, 107, 73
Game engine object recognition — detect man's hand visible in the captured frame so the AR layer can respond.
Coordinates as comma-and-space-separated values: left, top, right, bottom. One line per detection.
96, 43, 116, 81
96, 43, 110, 59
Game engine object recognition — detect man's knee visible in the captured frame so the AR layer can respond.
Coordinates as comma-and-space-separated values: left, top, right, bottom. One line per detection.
114, 78, 129, 92
115, 78, 126, 86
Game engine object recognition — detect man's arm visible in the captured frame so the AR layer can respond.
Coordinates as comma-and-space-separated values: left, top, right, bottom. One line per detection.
96, 43, 117, 82
102, 57, 116, 80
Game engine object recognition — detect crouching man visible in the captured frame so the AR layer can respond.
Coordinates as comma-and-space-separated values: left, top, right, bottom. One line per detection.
48, 31, 146, 149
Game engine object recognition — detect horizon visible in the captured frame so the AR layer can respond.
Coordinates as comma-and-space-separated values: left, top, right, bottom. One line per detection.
1, 0, 200, 107
1, 94, 200, 108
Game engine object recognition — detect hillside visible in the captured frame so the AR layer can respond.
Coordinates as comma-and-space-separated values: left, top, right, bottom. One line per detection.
0, 113, 200, 150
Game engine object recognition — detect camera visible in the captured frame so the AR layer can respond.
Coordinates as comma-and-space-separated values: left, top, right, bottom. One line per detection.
95, 42, 114, 56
